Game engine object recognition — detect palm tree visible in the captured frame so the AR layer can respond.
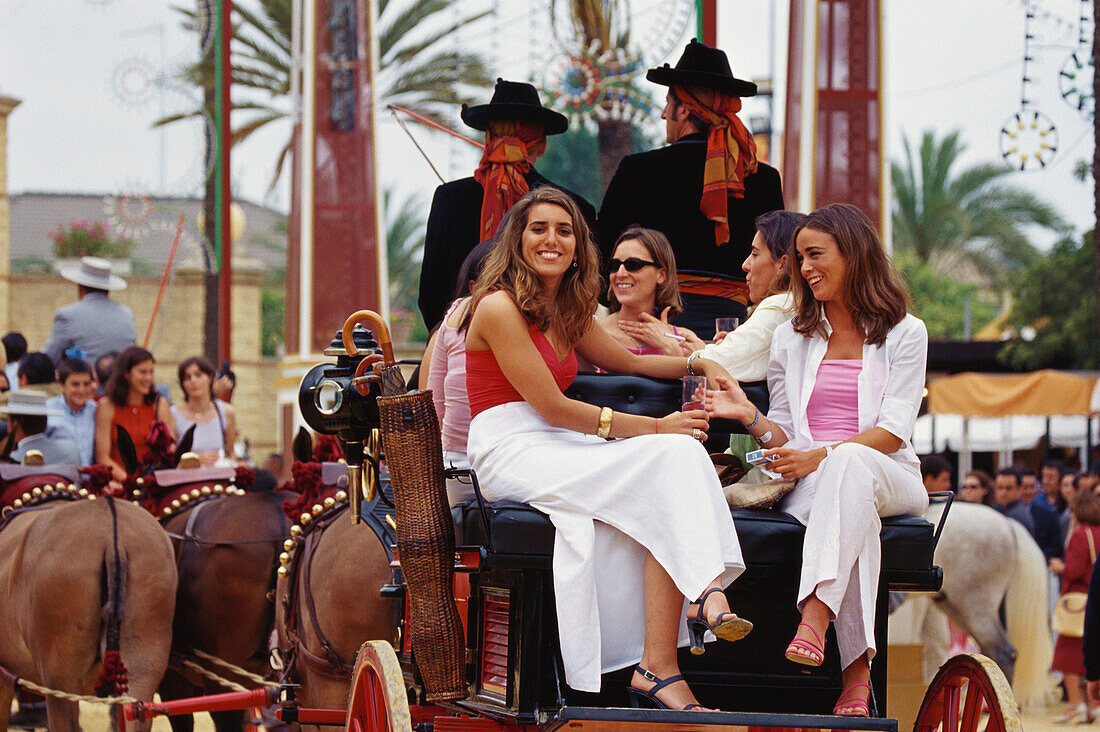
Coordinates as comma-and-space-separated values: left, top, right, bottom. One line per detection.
891, 129, 1067, 282
159, 0, 493, 190
384, 188, 424, 314
548, 0, 638, 190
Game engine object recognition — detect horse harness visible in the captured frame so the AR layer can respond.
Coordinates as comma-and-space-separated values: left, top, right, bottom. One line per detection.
279, 492, 396, 682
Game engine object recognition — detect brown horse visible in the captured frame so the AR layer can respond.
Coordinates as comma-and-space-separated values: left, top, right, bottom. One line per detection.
0, 496, 178, 732
275, 493, 395, 723
156, 488, 297, 732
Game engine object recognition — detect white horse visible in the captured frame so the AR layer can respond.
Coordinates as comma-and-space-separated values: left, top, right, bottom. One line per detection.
892, 500, 1053, 710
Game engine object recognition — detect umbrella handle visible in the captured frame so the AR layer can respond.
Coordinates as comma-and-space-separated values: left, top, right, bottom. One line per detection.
341, 310, 395, 365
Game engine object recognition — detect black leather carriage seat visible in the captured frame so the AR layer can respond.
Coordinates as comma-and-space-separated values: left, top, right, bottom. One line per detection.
454, 373, 941, 592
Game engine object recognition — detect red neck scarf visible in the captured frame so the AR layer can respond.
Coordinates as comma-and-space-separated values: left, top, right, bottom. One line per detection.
672, 86, 759, 247
473, 120, 546, 240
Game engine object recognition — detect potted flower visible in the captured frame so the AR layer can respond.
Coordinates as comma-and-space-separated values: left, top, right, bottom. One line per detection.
51, 220, 134, 275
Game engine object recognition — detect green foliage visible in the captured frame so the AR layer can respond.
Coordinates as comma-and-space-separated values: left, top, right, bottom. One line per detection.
51, 220, 134, 259
261, 286, 285, 357
539, 127, 602, 207
384, 188, 428, 343
891, 129, 1067, 284
999, 231, 1100, 370
896, 252, 997, 340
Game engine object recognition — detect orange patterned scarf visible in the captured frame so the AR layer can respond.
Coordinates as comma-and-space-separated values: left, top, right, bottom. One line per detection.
672, 86, 759, 247
473, 120, 547, 240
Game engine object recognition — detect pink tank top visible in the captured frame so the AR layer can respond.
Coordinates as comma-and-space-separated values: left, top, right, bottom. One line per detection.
806, 360, 861, 441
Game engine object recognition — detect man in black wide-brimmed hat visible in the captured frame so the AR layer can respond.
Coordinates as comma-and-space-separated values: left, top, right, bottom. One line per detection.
597, 40, 785, 339
417, 79, 597, 331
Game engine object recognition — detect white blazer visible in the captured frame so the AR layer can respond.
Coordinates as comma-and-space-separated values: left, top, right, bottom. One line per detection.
765, 311, 927, 476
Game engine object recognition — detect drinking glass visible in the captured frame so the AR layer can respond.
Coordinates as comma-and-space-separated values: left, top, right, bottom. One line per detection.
681, 375, 707, 412
715, 317, 740, 335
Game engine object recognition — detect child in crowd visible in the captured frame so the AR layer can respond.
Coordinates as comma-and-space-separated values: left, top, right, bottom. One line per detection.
46, 358, 98, 466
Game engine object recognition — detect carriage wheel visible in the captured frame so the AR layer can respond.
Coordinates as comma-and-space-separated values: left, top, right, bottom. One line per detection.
345, 640, 412, 732
913, 653, 1022, 732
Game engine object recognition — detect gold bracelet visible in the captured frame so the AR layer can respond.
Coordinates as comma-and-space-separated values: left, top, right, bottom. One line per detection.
597, 407, 613, 439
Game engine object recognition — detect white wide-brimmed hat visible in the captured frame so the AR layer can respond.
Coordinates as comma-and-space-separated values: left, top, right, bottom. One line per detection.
0, 389, 63, 416
58, 256, 127, 291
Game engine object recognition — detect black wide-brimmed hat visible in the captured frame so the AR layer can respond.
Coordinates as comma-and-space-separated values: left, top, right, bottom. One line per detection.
647, 39, 757, 97
460, 79, 568, 135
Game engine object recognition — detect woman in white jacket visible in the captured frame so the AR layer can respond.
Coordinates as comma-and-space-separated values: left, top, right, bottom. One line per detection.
707, 203, 928, 717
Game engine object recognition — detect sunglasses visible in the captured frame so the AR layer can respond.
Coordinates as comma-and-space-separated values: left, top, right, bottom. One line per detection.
609, 257, 658, 272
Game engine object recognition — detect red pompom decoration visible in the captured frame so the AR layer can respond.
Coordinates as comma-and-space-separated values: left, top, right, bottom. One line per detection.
94, 649, 129, 697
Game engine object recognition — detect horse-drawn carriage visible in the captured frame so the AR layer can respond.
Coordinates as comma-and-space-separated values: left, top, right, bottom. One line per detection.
112, 310, 1021, 732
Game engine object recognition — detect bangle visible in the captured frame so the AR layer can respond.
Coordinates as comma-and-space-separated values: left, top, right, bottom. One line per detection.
823, 444, 834, 459
746, 408, 760, 430
686, 351, 701, 376
597, 407, 613, 439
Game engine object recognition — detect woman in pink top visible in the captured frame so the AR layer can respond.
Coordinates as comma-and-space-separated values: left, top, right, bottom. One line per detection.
708, 204, 928, 717
423, 240, 493, 505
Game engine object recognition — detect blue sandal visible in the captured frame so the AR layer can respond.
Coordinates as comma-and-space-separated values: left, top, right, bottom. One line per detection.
687, 587, 753, 655
627, 666, 703, 710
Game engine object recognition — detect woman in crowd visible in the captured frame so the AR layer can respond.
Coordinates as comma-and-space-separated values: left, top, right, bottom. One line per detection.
95, 345, 174, 480
690, 210, 802, 381
1052, 490, 1100, 723
959, 469, 995, 505
422, 239, 492, 505
170, 356, 237, 467
707, 203, 929, 716
464, 187, 747, 710
600, 226, 705, 356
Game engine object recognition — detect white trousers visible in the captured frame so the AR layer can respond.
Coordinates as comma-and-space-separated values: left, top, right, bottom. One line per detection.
781, 442, 928, 669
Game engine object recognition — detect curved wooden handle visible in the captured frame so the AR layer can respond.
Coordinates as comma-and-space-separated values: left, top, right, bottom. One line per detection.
340, 310, 395, 365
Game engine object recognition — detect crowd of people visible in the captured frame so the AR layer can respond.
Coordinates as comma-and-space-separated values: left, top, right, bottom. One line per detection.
8, 35, 1087, 720
0, 255, 275, 483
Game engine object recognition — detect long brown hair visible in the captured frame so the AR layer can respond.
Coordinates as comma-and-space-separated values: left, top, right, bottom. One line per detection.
469, 186, 601, 346
607, 226, 683, 317
789, 203, 909, 346
106, 346, 158, 407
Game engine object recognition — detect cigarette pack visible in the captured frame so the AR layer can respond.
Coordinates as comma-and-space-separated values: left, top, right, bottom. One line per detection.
745, 449, 778, 468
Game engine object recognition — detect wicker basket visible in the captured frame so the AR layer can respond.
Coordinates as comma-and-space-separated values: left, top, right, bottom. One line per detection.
377, 389, 466, 702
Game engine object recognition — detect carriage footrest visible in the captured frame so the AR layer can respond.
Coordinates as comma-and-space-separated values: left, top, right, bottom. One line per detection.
547, 705, 898, 731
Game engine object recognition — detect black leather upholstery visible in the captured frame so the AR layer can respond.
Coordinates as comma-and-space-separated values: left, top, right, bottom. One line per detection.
455, 500, 934, 575
565, 372, 769, 434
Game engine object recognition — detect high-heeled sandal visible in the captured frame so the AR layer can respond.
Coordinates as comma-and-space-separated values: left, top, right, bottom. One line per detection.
686, 587, 753, 655
627, 666, 703, 711
832, 682, 871, 717
784, 622, 825, 667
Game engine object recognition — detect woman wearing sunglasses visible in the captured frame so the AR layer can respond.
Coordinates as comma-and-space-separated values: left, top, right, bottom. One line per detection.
600, 226, 706, 356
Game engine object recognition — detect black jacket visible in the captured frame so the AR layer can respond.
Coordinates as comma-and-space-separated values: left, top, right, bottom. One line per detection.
597, 133, 785, 276
417, 170, 597, 330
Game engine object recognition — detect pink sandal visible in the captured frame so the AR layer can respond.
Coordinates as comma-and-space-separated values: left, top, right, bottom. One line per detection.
833, 682, 871, 717
784, 622, 825, 667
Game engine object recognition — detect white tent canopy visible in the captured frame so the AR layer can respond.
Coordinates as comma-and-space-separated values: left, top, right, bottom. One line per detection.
914, 414, 1099, 466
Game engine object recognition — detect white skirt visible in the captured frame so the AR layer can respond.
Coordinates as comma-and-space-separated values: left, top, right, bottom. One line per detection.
467, 401, 744, 692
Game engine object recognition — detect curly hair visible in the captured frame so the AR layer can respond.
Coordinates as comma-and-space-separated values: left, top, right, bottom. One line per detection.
789, 203, 910, 346
1073, 489, 1100, 527
470, 186, 601, 346
606, 226, 683, 317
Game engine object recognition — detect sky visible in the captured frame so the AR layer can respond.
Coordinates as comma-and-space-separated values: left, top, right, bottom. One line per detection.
0, 0, 1094, 250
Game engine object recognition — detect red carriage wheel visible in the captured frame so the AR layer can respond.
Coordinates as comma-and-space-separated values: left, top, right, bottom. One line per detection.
345, 640, 412, 732
914, 653, 1022, 732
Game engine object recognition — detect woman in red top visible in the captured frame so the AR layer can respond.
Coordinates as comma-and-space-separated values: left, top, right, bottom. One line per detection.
1051, 490, 1100, 723
464, 187, 746, 710
94, 345, 175, 481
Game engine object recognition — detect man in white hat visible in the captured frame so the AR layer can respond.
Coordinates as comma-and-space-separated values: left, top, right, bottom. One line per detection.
0, 390, 81, 465
42, 256, 136, 367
